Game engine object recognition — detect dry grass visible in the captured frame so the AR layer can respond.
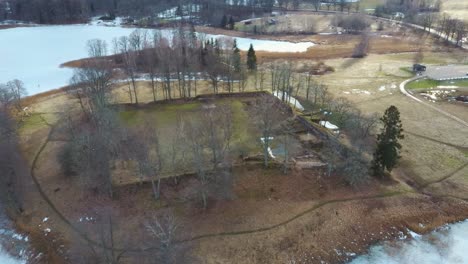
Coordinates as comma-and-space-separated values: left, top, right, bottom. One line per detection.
442, 0, 468, 21
256, 34, 427, 63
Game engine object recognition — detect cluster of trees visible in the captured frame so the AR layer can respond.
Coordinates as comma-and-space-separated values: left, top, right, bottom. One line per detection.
62, 37, 244, 206
3, 0, 276, 24
320, 0, 361, 12
0, 79, 28, 213
73, 27, 258, 104
0, 79, 27, 114
334, 14, 370, 34
375, 0, 441, 19
412, 12, 467, 47
434, 14, 467, 46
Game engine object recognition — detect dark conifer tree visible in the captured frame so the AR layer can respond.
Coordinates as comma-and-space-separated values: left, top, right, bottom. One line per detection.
371, 105, 404, 177
247, 44, 257, 71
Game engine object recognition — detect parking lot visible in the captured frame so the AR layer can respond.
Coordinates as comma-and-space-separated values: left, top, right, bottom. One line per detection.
424, 65, 468, 80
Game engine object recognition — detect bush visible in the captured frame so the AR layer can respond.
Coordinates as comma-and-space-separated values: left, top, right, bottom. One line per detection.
58, 142, 77, 176
337, 15, 369, 34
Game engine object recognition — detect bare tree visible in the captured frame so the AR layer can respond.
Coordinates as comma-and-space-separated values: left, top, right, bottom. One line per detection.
310, 0, 321, 11
338, 153, 370, 187
253, 94, 284, 168
184, 119, 210, 208
344, 111, 380, 152
145, 212, 179, 264
59, 105, 123, 199
116, 36, 140, 104
413, 48, 424, 65
0, 83, 16, 112
129, 121, 163, 200
143, 42, 159, 102
352, 33, 370, 58
327, 97, 353, 128
69, 39, 114, 116
6, 79, 27, 113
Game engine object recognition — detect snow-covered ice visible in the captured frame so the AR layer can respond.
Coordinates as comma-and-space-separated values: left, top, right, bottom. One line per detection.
349, 220, 468, 264
0, 250, 24, 264
1, 25, 315, 95
273, 91, 305, 110
319, 121, 339, 130
0, 25, 140, 95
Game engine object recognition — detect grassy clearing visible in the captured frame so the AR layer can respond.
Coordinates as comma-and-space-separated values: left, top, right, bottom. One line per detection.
406, 78, 468, 89
117, 98, 265, 182
18, 113, 50, 135
406, 78, 440, 89
399, 67, 415, 76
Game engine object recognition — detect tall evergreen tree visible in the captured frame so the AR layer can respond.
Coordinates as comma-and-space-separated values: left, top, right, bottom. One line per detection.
371, 105, 404, 177
232, 39, 241, 73
228, 16, 235, 30
220, 14, 227, 28
247, 44, 257, 71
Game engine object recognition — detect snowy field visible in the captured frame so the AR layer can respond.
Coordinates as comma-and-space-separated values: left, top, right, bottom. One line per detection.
0, 250, 24, 264
350, 220, 468, 264
0, 25, 314, 95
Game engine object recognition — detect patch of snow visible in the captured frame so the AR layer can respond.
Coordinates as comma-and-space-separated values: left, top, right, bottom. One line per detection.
407, 229, 422, 239
42, 217, 49, 223
79, 216, 95, 222
319, 121, 339, 130
0, 249, 25, 264
43, 228, 51, 235
267, 147, 275, 159
437, 86, 458, 89
89, 16, 126, 27
11, 233, 25, 241
351, 89, 371, 95
260, 137, 275, 159
349, 220, 468, 264
378, 86, 386, 91
273, 91, 305, 110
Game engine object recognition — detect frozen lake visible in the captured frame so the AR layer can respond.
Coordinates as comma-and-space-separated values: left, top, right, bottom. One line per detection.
0, 25, 314, 95
350, 220, 468, 264
0, 205, 26, 264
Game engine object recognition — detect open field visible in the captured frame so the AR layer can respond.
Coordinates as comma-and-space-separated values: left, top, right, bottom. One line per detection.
116, 97, 289, 183
442, 0, 468, 21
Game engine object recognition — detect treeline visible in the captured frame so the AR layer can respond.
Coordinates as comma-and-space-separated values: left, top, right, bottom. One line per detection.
415, 12, 467, 46
375, 0, 442, 18
0, 80, 28, 214
3, 0, 275, 24
69, 26, 257, 106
